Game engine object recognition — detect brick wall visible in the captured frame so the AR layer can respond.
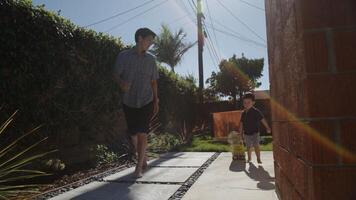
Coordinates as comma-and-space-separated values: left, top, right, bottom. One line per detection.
265, 0, 356, 199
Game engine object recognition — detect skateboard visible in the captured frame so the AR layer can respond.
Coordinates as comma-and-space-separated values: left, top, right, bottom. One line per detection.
228, 131, 246, 161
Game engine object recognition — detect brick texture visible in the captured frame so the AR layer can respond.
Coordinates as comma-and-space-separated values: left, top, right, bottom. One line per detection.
266, 0, 356, 199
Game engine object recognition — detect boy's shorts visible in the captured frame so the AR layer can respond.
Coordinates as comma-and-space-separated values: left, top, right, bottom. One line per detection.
244, 132, 260, 148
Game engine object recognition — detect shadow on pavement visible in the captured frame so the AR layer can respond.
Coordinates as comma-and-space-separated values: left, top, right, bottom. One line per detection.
245, 162, 275, 190
229, 160, 275, 191
70, 154, 183, 200
229, 160, 247, 172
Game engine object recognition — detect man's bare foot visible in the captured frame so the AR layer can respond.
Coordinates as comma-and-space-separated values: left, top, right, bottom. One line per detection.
247, 159, 252, 163
133, 168, 143, 178
257, 159, 262, 164
133, 172, 143, 178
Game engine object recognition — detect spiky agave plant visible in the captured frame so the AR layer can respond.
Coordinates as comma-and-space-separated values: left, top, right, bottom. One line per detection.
0, 109, 57, 199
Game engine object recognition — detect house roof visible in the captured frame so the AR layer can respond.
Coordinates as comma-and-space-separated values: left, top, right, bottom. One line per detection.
254, 90, 270, 100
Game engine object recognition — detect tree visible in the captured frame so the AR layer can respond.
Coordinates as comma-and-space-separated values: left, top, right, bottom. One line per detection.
206, 54, 264, 107
150, 24, 195, 73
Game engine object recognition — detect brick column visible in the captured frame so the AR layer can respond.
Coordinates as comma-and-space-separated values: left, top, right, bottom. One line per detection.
265, 0, 356, 199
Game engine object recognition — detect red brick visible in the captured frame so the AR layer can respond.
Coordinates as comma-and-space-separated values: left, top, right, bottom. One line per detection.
272, 122, 280, 146
300, 0, 356, 30
290, 157, 308, 198
333, 30, 356, 72
275, 145, 292, 180
279, 122, 290, 150
305, 121, 339, 164
278, 165, 305, 200
303, 32, 329, 73
289, 121, 307, 159
311, 166, 356, 200
306, 73, 356, 118
279, 172, 294, 200
340, 119, 356, 164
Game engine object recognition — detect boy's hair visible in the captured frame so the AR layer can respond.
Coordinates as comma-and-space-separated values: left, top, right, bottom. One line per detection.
243, 93, 255, 101
135, 28, 156, 43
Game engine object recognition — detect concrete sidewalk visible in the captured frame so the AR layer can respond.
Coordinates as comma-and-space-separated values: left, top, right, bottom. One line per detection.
182, 152, 278, 200
49, 152, 214, 200
49, 152, 277, 200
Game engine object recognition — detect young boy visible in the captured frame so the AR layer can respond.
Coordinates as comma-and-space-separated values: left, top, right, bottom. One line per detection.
239, 93, 271, 164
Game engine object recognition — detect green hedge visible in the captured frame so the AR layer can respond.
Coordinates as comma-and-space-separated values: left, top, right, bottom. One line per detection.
1, 0, 124, 146
0, 0, 199, 164
157, 67, 199, 136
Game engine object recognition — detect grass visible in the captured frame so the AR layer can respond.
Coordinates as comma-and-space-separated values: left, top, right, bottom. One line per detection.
176, 135, 273, 152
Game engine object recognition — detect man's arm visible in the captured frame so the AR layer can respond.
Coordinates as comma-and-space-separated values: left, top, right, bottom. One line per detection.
113, 73, 129, 92
261, 119, 271, 133
113, 53, 130, 92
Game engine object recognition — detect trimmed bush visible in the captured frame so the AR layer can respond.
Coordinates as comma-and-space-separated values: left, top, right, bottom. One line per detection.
0, 0, 126, 165
0, 0, 200, 165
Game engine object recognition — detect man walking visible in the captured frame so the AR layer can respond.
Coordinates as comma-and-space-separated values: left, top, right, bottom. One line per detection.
114, 28, 159, 178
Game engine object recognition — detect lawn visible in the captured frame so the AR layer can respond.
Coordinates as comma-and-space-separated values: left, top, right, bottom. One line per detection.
176, 135, 273, 152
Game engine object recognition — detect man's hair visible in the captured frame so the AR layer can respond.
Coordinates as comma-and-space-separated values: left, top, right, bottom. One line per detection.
135, 28, 156, 43
243, 93, 255, 101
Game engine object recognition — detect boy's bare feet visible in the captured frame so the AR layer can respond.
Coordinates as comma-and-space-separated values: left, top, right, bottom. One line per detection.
257, 158, 262, 164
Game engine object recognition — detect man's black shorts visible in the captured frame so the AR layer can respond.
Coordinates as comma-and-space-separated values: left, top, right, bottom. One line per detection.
122, 102, 153, 135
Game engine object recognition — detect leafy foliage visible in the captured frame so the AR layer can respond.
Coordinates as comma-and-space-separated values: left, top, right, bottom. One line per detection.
0, 110, 56, 199
157, 67, 199, 142
148, 133, 182, 153
0, 1, 201, 166
206, 54, 264, 107
151, 24, 195, 73
0, 0, 127, 165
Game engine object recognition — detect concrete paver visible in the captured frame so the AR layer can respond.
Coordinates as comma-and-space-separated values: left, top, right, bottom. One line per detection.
103, 167, 197, 183
181, 152, 277, 200
49, 152, 278, 200
50, 181, 180, 200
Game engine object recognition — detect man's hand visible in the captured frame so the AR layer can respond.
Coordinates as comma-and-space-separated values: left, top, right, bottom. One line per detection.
120, 81, 130, 92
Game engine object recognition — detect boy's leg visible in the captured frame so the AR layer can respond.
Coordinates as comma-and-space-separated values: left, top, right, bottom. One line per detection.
255, 145, 262, 164
244, 134, 252, 162
247, 147, 252, 162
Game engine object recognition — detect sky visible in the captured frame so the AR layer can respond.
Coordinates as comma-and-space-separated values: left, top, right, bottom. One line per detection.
32, 0, 270, 90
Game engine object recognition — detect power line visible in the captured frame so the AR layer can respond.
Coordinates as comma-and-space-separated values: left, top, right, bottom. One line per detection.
83, 0, 155, 28
186, 0, 220, 71
216, 0, 266, 42
205, 0, 221, 60
190, 0, 197, 10
188, 0, 220, 63
187, 0, 197, 15
204, 24, 267, 48
203, 24, 220, 62
238, 0, 265, 11
205, 35, 219, 71
206, 43, 219, 71
205, 18, 264, 47
105, 0, 170, 33
167, 13, 192, 25
176, 0, 196, 23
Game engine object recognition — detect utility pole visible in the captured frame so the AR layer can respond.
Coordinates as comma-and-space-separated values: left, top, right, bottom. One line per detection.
197, 0, 204, 103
